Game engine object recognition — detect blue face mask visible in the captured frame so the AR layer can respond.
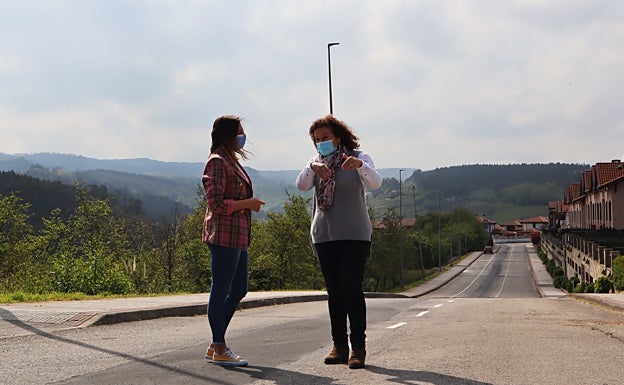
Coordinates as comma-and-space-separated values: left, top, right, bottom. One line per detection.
236, 134, 246, 150
317, 139, 337, 156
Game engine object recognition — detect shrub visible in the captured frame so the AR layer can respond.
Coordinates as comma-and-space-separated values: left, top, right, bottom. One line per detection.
545, 259, 556, 275
594, 276, 613, 293
565, 279, 576, 292
552, 266, 564, 277
553, 276, 568, 289
583, 282, 595, 293
612, 255, 624, 291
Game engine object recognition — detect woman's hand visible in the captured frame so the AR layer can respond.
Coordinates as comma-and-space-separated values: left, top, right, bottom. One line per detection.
247, 197, 266, 212
341, 154, 363, 171
310, 162, 333, 181
233, 197, 265, 212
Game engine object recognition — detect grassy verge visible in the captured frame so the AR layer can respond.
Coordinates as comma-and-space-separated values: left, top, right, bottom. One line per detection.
0, 291, 190, 304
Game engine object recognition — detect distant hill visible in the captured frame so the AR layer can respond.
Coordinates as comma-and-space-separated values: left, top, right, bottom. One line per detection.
0, 152, 589, 223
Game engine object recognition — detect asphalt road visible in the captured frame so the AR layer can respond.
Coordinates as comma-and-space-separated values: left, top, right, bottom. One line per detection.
422, 243, 540, 299
2, 244, 624, 385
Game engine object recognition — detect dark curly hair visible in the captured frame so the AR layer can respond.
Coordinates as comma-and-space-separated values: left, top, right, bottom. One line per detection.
308, 114, 360, 151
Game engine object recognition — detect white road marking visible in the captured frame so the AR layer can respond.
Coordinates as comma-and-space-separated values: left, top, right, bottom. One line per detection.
433, 304, 442, 308
451, 256, 496, 298
387, 322, 407, 329
495, 252, 513, 298
416, 311, 429, 317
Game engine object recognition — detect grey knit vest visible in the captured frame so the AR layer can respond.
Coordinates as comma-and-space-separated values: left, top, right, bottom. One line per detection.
311, 153, 372, 243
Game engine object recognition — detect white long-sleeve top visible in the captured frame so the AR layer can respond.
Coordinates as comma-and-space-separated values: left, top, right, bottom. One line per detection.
295, 151, 382, 243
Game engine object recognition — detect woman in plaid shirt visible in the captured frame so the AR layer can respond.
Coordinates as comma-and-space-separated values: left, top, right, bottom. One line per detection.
202, 115, 265, 367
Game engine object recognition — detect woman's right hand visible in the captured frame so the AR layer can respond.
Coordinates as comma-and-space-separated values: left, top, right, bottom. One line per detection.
310, 162, 333, 181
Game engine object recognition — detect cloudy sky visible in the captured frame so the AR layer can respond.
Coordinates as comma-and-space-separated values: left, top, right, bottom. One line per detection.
1, 0, 623, 171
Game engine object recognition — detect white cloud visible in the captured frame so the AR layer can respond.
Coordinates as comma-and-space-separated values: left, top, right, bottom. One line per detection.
1, 0, 623, 171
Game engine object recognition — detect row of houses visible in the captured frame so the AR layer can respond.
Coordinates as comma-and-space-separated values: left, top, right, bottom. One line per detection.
544, 159, 624, 283
554, 159, 624, 230
478, 215, 549, 237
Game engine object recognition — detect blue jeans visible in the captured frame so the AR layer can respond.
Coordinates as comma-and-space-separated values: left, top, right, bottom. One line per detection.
207, 244, 248, 344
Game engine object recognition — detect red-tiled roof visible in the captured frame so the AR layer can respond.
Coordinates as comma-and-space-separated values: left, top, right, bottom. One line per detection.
581, 170, 592, 193
476, 215, 497, 224
549, 200, 567, 213
593, 161, 624, 188
520, 216, 549, 223
571, 183, 581, 199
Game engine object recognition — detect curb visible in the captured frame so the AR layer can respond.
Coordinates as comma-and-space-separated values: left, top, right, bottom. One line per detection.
570, 294, 624, 315
86, 292, 409, 327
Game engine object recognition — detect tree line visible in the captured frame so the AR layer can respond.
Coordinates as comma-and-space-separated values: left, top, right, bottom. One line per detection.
1, 177, 487, 296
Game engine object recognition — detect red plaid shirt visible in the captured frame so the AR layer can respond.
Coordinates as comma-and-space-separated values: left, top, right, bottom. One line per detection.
202, 149, 253, 249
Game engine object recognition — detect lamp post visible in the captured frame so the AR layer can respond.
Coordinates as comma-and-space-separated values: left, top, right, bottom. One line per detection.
438, 191, 442, 271
327, 42, 340, 114
413, 185, 425, 274
399, 169, 404, 288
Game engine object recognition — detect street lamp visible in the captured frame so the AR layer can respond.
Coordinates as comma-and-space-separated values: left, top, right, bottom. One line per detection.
327, 42, 340, 114
438, 191, 442, 271
399, 169, 405, 288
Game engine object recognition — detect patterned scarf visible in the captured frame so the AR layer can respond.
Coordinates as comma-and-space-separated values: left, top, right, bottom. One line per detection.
317, 144, 346, 210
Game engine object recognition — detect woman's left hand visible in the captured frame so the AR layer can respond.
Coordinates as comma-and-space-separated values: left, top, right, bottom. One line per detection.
341, 154, 363, 171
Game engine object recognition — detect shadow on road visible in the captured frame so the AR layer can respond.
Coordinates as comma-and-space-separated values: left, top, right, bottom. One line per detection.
2, 306, 493, 385
365, 365, 492, 385
0, 307, 232, 384
231, 364, 492, 385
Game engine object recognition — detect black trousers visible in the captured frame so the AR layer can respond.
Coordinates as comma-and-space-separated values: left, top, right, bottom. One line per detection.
314, 240, 370, 349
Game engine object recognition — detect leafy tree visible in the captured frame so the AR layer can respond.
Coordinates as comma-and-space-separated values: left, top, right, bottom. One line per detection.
0, 193, 35, 291
47, 187, 132, 294
249, 193, 322, 290
173, 238, 212, 292
368, 208, 402, 291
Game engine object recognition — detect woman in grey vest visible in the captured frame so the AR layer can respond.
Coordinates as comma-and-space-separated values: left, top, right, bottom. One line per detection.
296, 114, 382, 369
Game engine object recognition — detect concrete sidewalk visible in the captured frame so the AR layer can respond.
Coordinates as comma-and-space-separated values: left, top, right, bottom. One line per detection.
1, 244, 623, 339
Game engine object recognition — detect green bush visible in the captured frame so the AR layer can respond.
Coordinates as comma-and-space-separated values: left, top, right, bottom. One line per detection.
545, 259, 556, 275
552, 266, 564, 277
574, 281, 595, 293
612, 255, 624, 291
565, 278, 576, 292
594, 276, 613, 293
553, 276, 568, 289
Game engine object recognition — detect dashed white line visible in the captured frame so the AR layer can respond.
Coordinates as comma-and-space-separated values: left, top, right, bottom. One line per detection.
433, 304, 442, 308
387, 322, 407, 329
416, 311, 429, 317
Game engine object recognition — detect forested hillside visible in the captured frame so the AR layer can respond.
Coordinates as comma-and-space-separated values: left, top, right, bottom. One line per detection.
0, 156, 589, 297
368, 163, 587, 222
0, 171, 148, 231
0, 153, 588, 223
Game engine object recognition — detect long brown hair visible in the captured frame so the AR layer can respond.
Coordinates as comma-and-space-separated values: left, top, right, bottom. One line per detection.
308, 114, 360, 151
210, 115, 249, 160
